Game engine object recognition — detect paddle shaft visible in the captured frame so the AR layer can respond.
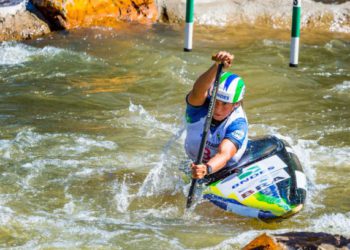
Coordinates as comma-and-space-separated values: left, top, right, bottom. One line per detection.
186, 63, 224, 209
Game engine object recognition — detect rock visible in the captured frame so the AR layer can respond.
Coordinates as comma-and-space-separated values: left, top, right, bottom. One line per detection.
243, 232, 350, 250
31, 0, 158, 30
159, 0, 350, 33
0, 1, 51, 41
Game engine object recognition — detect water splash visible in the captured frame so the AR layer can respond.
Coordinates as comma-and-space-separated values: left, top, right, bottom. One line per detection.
331, 81, 350, 93
113, 175, 132, 212
137, 122, 185, 197
308, 212, 350, 237
0, 42, 102, 66
108, 101, 180, 136
0, 128, 117, 160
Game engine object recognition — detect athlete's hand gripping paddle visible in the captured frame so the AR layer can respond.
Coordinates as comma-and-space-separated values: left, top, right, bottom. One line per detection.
186, 61, 224, 209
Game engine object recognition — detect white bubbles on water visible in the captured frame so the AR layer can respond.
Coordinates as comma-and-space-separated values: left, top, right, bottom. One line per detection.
61, 136, 117, 155
310, 144, 350, 168
108, 101, 180, 137
113, 176, 132, 213
0, 41, 101, 66
137, 154, 182, 197
331, 81, 350, 93
0, 205, 15, 226
0, 128, 44, 159
308, 212, 350, 237
0, 128, 118, 162
0, 42, 35, 65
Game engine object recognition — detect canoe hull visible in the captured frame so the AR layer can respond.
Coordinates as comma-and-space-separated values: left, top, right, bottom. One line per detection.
202, 136, 307, 220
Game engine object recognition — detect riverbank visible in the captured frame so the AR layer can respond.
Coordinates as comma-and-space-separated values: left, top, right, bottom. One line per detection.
1, 0, 350, 42
160, 0, 350, 33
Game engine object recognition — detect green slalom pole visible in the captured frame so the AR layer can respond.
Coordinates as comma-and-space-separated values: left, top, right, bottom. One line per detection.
184, 0, 194, 52
290, 0, 301, 67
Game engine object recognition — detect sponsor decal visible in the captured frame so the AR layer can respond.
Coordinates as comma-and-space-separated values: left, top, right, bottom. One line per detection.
295, 170, 307, 190
206, 141, 219, 148
232, 130, 245, 140
215, 155, 289, 199
238, 170, 289, 200
217, 93, 229, 101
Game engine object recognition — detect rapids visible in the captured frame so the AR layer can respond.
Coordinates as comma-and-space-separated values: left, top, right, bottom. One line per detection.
0, 23, 349, 248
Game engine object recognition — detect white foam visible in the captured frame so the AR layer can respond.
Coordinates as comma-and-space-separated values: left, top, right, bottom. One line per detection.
137, 154, 178, 197
0, 128, 118, 162
0, 128, 44, 159
0, 206, 15, 225
308, 213, 350, 237
113, 176, 132, 213
0, 140, 12, 159
22, 159, 82, 169
307, 143, 350, 168
0, 42, 100, 66
136, 206, 180, 220
62, 192, 75, 215
200, 230, 268, 250
108, 101, 179, 137
331, 81, 350, 93
75, 137, 116, 150
0, 42, 33, 65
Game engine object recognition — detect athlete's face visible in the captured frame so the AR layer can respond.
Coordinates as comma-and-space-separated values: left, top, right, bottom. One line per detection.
213, 100, 235, 121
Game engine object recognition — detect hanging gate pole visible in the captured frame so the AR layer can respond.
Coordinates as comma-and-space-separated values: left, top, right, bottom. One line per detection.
184, 0, 194, 52
290, 0, 301, 67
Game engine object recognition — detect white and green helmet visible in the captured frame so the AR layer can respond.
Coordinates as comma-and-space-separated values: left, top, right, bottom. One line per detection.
216, 72, 245, 103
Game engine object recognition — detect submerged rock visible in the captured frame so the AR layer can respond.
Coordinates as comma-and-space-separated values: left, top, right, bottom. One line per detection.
31, 0, 158, 30
243, 232, 350, 250
0, 1, 50, 41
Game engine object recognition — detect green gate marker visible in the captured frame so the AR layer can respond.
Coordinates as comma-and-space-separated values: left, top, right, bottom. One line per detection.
290, 0, 301, 67
184, 0, 194, 52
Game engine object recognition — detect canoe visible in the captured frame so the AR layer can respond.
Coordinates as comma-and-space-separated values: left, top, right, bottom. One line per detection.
201, 135, 307, 220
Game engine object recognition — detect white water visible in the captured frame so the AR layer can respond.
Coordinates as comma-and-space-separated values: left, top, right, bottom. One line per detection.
0, 25, 349, 248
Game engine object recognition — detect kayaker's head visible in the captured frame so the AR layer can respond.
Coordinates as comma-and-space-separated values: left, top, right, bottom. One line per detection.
212, 72, 245, 121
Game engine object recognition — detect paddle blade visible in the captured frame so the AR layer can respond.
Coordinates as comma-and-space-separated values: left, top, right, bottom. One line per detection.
186, 179, 197, 209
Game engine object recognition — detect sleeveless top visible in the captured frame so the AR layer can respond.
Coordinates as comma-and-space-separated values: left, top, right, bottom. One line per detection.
185, 96, 248, 167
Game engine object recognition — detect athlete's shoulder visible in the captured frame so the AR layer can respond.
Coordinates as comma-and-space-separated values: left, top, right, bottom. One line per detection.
185, 95, 210, 124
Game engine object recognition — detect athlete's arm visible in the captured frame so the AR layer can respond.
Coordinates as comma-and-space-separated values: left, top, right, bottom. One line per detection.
187, 51, 234, 107
191, 139, 237, 179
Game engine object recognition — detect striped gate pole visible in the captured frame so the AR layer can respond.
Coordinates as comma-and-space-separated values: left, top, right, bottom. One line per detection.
290, 0, 301, 67
184, 0, 194, 52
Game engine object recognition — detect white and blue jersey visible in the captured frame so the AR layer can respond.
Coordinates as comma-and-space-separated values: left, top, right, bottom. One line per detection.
185, 97, 248, 167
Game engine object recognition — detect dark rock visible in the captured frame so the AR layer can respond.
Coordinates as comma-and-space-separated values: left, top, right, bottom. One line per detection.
243, 232, 350, 250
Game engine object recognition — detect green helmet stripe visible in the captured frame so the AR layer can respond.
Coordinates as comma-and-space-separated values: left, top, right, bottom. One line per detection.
232, 78, 245, 103
220, 72, 231, 83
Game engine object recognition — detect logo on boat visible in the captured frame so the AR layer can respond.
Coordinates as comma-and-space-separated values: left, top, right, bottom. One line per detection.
232, 165, 275, 189
233, 167, 290, 201
240, 175, 287, 199
214, 155, 289, 199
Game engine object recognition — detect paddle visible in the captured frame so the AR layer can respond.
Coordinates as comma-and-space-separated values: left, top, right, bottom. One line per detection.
186, 61, 224, 209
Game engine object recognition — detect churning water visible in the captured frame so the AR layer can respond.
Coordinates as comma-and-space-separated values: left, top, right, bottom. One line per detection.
0, 23, 349, 249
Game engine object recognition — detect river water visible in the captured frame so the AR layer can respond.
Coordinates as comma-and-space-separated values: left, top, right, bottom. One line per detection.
0, 24, 349, 249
